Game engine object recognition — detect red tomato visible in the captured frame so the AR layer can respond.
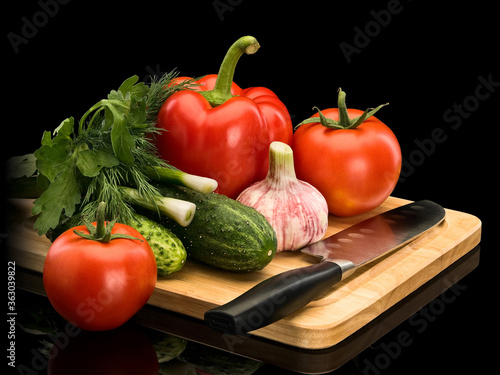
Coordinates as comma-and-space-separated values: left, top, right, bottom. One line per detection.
293, 107, 401, 217
43, 222, 157, 331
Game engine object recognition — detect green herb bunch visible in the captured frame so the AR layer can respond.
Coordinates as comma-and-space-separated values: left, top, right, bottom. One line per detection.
10, 71, 196, 236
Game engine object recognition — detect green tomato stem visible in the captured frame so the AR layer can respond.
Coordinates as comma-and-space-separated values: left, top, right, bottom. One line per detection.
294, 88, 389, 130
200, 36, 260, 107
95, 201, 107, 239
337, 89, 352, 129
73, 201, 143, 242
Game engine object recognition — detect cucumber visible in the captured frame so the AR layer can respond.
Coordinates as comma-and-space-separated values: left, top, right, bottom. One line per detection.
140, 184, 277, 272
47, 211, 187, 277
125, 213, 187, 277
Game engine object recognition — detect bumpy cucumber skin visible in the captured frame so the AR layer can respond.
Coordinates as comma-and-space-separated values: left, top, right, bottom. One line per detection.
148, 184, 278, 272
126, 213, 187, 277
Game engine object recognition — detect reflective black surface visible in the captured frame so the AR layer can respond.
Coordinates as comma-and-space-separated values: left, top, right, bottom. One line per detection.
4, 0, 496, 373
8, 245, 483, 375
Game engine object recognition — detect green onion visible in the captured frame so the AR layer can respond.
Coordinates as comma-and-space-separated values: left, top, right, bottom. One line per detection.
146, 166, 218, 194
119, 187, 196, 227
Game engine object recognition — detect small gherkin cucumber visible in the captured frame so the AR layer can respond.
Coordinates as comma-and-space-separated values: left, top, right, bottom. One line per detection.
140, 184, 278, 272
125, 212, 187, 277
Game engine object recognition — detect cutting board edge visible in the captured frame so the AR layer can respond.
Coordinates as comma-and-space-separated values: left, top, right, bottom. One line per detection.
5, 197, 483, 350
248, 212, 482, 349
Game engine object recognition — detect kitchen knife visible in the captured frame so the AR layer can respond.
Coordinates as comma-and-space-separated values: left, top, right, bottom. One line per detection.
204, 200, 445, 335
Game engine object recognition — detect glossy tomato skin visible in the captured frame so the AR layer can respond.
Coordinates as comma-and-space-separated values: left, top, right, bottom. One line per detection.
43, 223, 157, 331
293, 108, 401, 217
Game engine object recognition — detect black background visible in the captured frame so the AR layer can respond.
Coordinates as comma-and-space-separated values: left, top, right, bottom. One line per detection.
4, 0, 498, 373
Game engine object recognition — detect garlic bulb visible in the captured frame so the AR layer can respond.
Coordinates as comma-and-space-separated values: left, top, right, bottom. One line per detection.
237, 141, 328, 252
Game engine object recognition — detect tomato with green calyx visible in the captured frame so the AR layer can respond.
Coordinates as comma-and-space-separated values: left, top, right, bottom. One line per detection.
43, 202, 157, 331
292, 89, 402, 217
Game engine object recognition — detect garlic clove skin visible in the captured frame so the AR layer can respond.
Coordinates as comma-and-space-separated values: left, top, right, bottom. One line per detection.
237, 142, 329, 252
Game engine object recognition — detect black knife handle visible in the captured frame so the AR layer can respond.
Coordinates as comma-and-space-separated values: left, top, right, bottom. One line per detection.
204, 261, 345, 335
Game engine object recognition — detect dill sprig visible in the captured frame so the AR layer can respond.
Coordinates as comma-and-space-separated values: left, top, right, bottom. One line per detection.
23, 70, 208, 236
145, 70, 199, 128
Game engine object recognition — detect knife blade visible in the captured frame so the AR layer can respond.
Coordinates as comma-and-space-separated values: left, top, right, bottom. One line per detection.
204, 200, 445, 335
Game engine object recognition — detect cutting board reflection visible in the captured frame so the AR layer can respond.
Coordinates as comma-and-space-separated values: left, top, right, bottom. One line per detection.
6, 197, 481, 349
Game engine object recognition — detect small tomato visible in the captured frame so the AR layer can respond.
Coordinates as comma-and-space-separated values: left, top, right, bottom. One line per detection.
292, 89, 402, 217
43, 203, 157, 331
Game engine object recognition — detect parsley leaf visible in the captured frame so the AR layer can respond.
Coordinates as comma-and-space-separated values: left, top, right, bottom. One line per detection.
32, 155, 81, 235
8, 71, 197, 236
6, 154, 37, 180
76, 149, 119, 177
34, 118, 75, 181
110, 107, 135, 165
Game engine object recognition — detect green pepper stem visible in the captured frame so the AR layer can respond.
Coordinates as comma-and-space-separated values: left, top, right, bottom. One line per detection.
200, 36, 260, 107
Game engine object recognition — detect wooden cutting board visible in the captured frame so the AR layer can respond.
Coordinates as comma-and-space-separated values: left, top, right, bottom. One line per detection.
6, 197, 481, 349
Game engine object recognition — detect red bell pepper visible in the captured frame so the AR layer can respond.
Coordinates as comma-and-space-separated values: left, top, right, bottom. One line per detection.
155, 36, 292, 199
